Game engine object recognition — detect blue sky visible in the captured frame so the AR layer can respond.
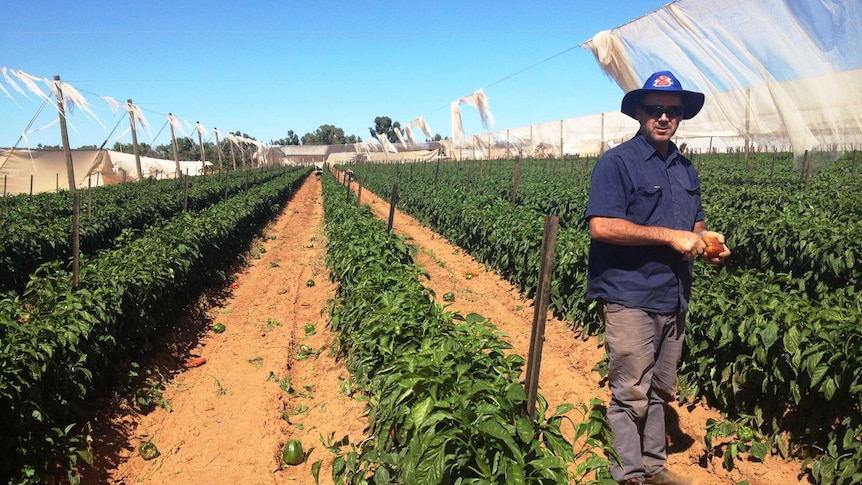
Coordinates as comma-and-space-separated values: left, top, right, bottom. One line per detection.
1, 0, 670, 149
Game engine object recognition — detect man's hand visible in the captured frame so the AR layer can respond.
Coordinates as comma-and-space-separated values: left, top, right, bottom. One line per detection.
699, 230, 730, 265
671, 230, 706, 260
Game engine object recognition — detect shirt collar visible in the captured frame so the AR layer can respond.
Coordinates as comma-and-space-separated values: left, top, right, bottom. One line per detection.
632, 133, 680, 163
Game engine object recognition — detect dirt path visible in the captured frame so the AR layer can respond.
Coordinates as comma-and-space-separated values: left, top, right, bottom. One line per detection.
88, 176, 367, 484
88, 174, 807, 484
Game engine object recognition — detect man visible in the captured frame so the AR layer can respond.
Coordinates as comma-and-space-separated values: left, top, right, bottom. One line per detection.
585, 71, 730, 485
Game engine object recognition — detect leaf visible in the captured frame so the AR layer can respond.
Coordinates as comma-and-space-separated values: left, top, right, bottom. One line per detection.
414, 437, 447, 485
759, 321, 779, 350
306, 460, 322, 485
515, 416, 533, 443
750, 441, 769, 461
506, 382, 526, 402
76, 449, 94, 466
551, 402, 575, 417
505, 459, 527, 485
411, 396, 434, 429
477, 418, 523, 462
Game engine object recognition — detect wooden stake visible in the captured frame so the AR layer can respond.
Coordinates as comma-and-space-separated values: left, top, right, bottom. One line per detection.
197, 122, 206, 175
128, 99, 143, 180
387, 183, 399, 233
169, 113, 181, 177
53, 76, 76, 192
214, 128, 224, 172
511, 160, 521, 207
72, 192, 80, 289
524, 215, 560, 420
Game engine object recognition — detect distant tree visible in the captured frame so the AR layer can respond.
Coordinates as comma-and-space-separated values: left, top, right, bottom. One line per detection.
111, 141, 157, 157
272, 130, 300, 146
302, 124, 359, 145
432, 134, 444, 142
36, 143, 60, 149
368, 116, 402, 143
152, 137, 202, 161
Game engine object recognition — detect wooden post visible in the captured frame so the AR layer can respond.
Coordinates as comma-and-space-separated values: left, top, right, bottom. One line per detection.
852, 149, 857, 177
600, 113, 606, 156
356, 177, 362, 208
803, 150, 811, 191
579, 157, 587, 192
196, 122, 206, 175
53, 76, 76, 192
511, 159, 521, 207
229, 137, 237, 171
387, 183, 399, 233
127, 99, 143, 180
214, 128, 224, 172
169, 113, 181, 177
466, 167, 472, 193
770, 148, 777, 177
524, 215, 560, 420
183, 172, 189, 212
72, 192, 80, 289
560, 119, 564, 159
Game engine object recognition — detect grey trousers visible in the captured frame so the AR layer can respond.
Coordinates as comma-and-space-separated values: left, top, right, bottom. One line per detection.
602, 302, 686, 482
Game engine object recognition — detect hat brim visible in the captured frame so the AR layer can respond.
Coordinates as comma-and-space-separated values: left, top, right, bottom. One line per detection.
621, 89, 705, 120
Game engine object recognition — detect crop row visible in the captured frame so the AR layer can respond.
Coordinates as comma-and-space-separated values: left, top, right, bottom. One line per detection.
318, 171, 614, 484
346, 158, 862, 485
362, 154, 862, 298
0, 169, 308, 484
0, 167, 296, 294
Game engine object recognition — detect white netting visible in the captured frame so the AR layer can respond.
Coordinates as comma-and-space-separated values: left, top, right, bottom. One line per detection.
438, 0, 861, 169
581, 0, 862, 170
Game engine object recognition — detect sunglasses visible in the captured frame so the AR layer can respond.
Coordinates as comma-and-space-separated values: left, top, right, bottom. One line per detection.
639, 105, 684, 119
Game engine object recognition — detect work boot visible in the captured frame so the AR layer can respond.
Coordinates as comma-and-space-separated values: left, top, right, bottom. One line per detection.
645, 468, 693, 485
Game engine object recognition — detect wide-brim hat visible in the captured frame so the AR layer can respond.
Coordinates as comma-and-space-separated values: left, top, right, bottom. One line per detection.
621, 71, 705, 120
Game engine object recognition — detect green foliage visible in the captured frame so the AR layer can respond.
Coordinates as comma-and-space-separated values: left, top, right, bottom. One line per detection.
319, 171, 612, 483
346, 152, 862, 485
301, 124, 360, 145
0, 166, 292, 293
368, 116, 401, 144
0, 167, 309, 483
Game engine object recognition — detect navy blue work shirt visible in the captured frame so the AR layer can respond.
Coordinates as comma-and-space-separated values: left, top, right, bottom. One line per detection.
585, 134, 705, 313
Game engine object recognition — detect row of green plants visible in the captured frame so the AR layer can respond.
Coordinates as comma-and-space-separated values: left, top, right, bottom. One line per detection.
317, 171, 617, 484
0, 168, 309, 484
0, 166, 296, 293
361, 153, 862, 299
345, 154, 862, 485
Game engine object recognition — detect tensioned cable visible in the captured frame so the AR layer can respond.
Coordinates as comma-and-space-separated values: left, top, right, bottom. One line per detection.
0, 98, 50, 171
423, 43, 582, 118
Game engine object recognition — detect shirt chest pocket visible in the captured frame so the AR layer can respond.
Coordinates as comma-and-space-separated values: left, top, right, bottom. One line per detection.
627, 185, 664, 225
